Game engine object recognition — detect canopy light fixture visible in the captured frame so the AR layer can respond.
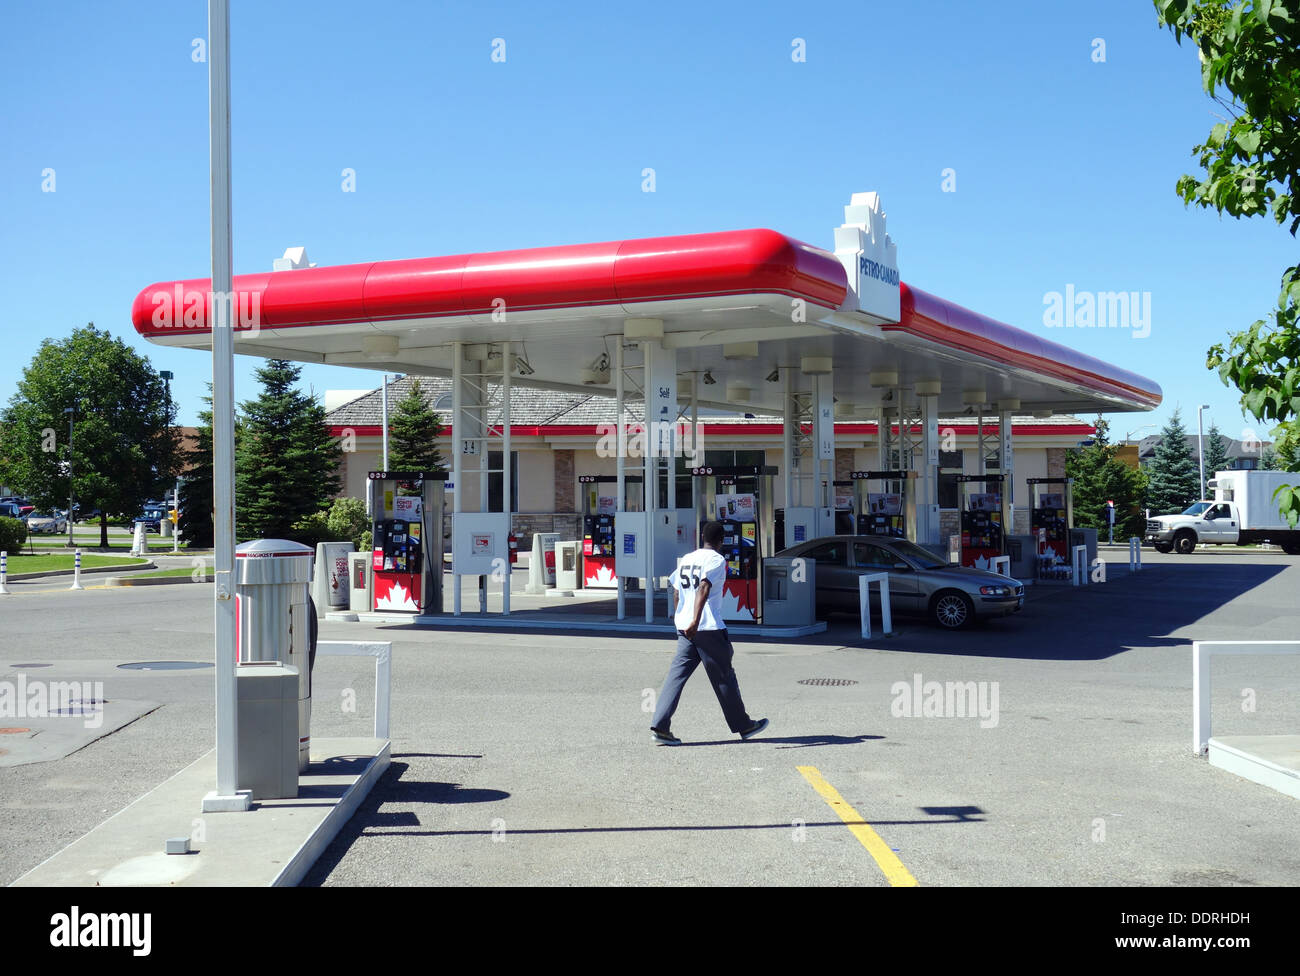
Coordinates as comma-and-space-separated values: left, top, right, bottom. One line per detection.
869, 369, 899, 388
914, 379, 942, 397
726, 383, 752, 402
624, 317, 664, 340
362, 335, 400, 360
723, 342, 759, 360
801, 356, 833, 375
962, 389, 987, 406
997, 398, 1021, 411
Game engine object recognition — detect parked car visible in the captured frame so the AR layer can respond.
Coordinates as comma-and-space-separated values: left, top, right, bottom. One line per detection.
775, 534, 1025, 629
25, 511, 68, 534
134, 507, 167, 533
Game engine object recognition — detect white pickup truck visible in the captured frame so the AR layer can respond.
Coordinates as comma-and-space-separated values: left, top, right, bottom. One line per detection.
1144, 470, 1300, 555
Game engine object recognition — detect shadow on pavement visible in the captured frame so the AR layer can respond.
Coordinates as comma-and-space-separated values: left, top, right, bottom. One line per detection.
671, 733, 883, 748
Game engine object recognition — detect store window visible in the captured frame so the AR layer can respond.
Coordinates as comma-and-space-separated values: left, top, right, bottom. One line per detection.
674, 450, 765, 507
938, 450, 963, 509
487, 451, 519, 512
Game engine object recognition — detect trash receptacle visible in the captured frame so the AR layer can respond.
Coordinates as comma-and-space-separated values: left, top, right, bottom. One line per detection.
235, 539, 315, 774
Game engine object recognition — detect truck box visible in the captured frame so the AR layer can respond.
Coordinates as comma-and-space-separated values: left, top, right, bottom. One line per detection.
1209, 470, 1295, 531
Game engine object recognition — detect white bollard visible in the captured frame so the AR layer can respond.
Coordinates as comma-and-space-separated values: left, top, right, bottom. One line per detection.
859, 572, 893, 639
1128, 537, 1141, 572
131, 522, 149, 556
70, 548, 84, 590
0, 550, 9, 595
1071, 545, 1088, 587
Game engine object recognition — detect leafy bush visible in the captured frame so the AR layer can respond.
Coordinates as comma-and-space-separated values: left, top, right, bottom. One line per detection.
0, 516, 28, 554
325, 497, 369, 551
287, 511, 337, 549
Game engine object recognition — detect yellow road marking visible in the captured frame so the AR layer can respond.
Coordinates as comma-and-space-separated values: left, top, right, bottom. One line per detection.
797, 765, 918, 887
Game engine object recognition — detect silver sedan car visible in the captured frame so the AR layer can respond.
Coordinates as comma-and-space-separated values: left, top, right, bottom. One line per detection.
775, 535, 1024, 629
25, 511, 68, 534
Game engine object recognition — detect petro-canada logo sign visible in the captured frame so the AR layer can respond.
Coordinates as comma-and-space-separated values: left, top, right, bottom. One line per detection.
833, 191, 900, 325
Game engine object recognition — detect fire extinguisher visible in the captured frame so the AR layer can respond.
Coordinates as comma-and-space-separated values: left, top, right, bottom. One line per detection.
508, 532, 518, 565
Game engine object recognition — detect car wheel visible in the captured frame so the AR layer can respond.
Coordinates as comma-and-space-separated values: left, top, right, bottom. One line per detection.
1153, 542, 1173, 553
1173, 531, 1196, 555
931, 590, 974, 630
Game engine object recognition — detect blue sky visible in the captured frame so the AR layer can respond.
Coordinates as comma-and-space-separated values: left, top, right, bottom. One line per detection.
1, 0, 1294, 450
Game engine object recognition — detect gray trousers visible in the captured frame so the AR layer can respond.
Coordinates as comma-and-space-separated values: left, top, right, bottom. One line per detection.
651, 629, 753, 734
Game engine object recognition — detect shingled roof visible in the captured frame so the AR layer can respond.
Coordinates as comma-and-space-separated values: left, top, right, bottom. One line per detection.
325, 376, 1087, 429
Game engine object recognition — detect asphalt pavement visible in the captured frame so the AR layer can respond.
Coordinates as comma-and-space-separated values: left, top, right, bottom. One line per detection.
2, 548, 1299, 886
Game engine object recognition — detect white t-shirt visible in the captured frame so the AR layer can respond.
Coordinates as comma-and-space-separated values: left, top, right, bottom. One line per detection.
672, 548, 728, 632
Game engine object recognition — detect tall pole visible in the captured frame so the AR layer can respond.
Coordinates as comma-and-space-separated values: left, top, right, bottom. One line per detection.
65, 407, 74, 548
381, 373, 390, 470
1197, 404, 1209, 500
202, 0, 247, 813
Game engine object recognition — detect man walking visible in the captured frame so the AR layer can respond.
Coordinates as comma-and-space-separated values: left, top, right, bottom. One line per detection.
650, 520, 768, 745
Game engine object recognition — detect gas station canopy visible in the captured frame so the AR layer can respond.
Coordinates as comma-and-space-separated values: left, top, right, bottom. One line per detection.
131, 209, 1160, 416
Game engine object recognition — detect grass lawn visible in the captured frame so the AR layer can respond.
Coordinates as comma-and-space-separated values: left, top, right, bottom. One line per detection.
4, 554, 148, 574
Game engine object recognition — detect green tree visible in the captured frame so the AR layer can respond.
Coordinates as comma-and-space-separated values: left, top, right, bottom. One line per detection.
1155, 0, 1300, 524
235, 359, 340, 540
178, 386, 227, 549
388, 378, 446, 472
1066, 418, 1150, 539
1145, 410, 1203, 514
1202, 421, 1231, 477
0, 324, 180, 548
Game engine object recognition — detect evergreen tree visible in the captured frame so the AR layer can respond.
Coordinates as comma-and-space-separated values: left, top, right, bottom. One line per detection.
1261, 449, 1278, 470
179, 390, 215, 548
1144, 409, 1201, 514
1066, 418, 1149, 539
1201, 421, 1230, 480
388, 378, 446, 472
236, 360, 340, 540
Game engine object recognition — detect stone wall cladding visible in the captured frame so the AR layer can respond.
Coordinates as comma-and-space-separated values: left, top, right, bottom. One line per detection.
1047, 448, 1067, 479
553, 449, 575, 513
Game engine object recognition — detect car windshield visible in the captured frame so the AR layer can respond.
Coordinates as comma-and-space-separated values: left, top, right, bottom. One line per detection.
1181, 502, 1211, 516
889, 539, 950, 570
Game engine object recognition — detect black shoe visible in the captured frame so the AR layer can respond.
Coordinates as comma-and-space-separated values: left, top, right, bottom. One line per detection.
740, 718, 769, 740
651, 727, 681, 746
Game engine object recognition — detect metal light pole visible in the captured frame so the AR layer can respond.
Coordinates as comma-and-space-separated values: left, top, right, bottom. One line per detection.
1197, 404, 1210, 500
201, 0, 248, 813
381, 373, 390, 470
63, 406, 74, 547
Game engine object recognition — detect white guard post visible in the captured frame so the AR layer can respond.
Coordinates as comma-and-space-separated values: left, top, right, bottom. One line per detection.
1129, 537, 1141, 571
315, 640, 392, 739
859, 572, 893, 639
1071, 545, 1088, 586
69, 549, 83, 591
991, 555, 1011, 577
0, 551, 8, 595
1193, 641, 1300, 754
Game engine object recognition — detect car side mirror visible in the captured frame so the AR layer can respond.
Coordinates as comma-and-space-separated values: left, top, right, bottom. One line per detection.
892, 561, 911, 571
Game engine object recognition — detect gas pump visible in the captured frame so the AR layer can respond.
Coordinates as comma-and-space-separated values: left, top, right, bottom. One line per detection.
691, 465, 776, 623
849, 470, 917, 540
1027, 477, 1074, 581
956, 474, 1008, 569
832, 480, 855, 534
367, 470, 447, 613
578, 474, 643, 589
